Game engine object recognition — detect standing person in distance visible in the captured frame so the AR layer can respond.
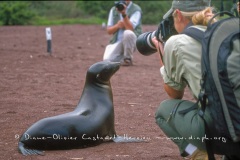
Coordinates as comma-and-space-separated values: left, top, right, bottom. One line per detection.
103, 0, 142, 66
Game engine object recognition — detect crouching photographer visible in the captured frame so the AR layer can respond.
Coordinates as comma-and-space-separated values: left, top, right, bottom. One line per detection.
103, 0, 142, 66
137, 0, 240, 159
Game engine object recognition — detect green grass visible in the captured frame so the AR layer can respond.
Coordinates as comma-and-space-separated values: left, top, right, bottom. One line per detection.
31, 16, 105, 26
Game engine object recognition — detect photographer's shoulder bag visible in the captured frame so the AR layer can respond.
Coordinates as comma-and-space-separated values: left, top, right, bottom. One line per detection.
181, 12, 240, 160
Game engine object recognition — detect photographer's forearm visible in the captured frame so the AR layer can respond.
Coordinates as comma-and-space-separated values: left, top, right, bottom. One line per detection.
107, 20, 125, 34
152, 37, 164, 66
107, 25, 119, 35
122, 14, 133, 31
107, 24, 120, 35
164, 84, 184, 99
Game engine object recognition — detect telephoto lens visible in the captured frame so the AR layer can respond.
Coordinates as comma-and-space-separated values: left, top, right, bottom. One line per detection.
136, 31, 158, 56
136, 16, 177, 56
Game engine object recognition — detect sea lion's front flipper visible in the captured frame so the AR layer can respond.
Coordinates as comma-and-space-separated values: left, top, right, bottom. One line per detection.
18, 142, 44, 156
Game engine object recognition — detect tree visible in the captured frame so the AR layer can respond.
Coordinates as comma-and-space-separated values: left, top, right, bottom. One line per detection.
0, 2, 35, 25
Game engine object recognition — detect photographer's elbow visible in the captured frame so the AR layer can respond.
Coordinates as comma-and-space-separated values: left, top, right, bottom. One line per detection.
106, 26, 117, 35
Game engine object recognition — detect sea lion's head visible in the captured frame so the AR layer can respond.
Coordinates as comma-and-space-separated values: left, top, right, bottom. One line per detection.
87, 61, 120, 84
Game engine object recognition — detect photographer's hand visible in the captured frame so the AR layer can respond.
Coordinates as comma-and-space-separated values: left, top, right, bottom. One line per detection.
152, 37, 164, 66
106, 20, 125, 34
117, 21, 125, 29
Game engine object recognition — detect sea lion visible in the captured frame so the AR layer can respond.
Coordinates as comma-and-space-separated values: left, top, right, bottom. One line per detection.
18, 60, 121, 155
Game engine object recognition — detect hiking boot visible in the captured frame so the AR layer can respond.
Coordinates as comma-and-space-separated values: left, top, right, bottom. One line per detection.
121, 58, 133, 66
190, 149, 208, 160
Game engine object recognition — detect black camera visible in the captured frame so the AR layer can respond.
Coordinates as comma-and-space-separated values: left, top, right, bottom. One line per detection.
136, 16, 177, 56
115, 1, 126, 11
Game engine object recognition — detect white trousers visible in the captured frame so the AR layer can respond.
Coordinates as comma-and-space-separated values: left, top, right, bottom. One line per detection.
103, 30, 137, 62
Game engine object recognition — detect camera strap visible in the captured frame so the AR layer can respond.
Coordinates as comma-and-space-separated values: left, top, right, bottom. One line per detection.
157, 42, 164, 66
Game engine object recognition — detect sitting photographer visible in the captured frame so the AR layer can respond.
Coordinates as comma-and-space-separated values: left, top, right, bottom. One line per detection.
151, 0, 240, 159
103, 0, 142, 66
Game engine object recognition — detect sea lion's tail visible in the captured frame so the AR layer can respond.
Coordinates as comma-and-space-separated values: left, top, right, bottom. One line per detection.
113, 136, 149, 143
18, 142, 44, 156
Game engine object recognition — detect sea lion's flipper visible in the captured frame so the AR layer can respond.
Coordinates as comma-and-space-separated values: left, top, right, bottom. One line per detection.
112, 136, 149, 143
18, 142, 44, 156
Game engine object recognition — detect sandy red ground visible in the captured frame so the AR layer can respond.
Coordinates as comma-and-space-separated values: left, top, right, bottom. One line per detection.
0, 25, 222, 160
